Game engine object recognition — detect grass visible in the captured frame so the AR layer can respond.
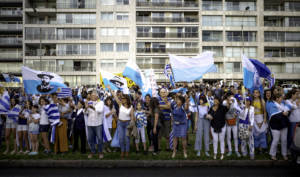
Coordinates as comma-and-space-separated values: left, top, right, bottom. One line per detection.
0, 131, 276, 161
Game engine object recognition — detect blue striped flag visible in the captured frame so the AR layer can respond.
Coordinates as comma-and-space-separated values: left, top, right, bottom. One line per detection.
0, 91, 10, 114
7, 105, 22, 123
169, 130, 174, 150
44, 103, 61, 143
57, 87, 72, 98
102, 116, 112, 143
164, 64, 175, 88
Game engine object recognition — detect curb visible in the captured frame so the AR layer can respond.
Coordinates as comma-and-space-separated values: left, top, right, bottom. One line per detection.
0, 160, 290, 168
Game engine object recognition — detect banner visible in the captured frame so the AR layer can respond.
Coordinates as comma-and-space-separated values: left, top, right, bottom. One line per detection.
164, 64, 175, 88
144, 69, 158, 97
101, 71, 129, 94
115, 73, 136, 88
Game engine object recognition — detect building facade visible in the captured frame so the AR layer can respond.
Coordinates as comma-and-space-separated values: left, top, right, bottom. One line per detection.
19, 0, 300, 87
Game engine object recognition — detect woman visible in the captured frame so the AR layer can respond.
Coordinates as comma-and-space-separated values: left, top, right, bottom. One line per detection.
266, 93, 289, 160
103, 96, 116, 152
143, 94, 152, 152
239, 96, 255, 160
39, 97, 51, 154
252, 89, 268, 153
109, 86, 135, 158
17, 100, 31, 154
194, 96, 210, 157
149, 97, 161, 156
171, 95, 189, 159
206, 97, 228, 160
72, 100, 86, 154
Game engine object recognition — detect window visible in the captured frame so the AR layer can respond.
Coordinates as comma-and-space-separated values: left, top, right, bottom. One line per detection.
100, 43, 114, 52
116, 28, 129, 36
101, 0, 114, 5
100, 59, 114, 71
116, 12, 129, 20
202, 16, 222, 26
225, 62, 241, 73
286, 32, 300, 42
57, 60, 73, 71
285, 63, 300, 73
100, 28, 114, 36
203, 46, 223, 57
116, 0, 129, 5
264, 32, 284, 42
226, 16, 256, 26
56, 44, 96, 56
25, 60, 56, 72
137, 26, 151, 37
57, 13, 96, 24
101, 12, 113, 20
116, 59, 127, 71
226, 47, 257, 58
116, 43, 129, 52
226, 31, 256, 42
226, 1, 256, 11
203, 0, 222, 11
286, 17, 300, 27
62, 75, 96, 87
136, 57, 151, 69
202, 31, 222, 41
185, 27, 198, 37
266, 63, 283, 73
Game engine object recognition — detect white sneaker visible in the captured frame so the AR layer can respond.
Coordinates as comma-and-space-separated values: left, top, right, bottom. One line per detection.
10, 150, 16, 155
220, 154, 224, 160
213, 154, 217, 160
196, 151, 201, 157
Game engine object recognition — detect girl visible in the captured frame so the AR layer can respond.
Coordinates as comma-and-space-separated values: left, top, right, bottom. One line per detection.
252, 89, 268, 154
17, 101, 31, 154
28, 105, 40, 155
207, 97, 228, 160
239, 96, 255, 160
39, 97, 51, 154
171, 95, 189, 159
266, 93, 289, 160
104, 96, 116, 152
135, 101, 147, 154
72, 100, 87, 154
194, 96, 210, 157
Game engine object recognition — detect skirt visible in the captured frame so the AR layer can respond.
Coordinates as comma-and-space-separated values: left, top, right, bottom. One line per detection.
173, 121, 187, 138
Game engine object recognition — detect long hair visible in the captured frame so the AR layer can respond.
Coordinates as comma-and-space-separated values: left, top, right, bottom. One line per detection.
149, 97, 160, 117
104, 96, 113, 110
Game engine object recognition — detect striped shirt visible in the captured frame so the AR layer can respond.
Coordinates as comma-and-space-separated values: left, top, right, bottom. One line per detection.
135, 111, 147, 128
159, 97, 171, 121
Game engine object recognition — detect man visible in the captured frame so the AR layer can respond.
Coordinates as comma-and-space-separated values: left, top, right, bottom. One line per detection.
37, 73, 54, 93
85, 90, 105, 159
158, 88, 172, 151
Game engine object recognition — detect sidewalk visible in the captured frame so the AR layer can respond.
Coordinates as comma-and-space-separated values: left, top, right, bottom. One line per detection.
0, 160, 290, 168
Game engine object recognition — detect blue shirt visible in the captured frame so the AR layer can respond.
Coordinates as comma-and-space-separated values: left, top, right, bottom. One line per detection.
171, 102, 187, 123
159, 97, 172, 121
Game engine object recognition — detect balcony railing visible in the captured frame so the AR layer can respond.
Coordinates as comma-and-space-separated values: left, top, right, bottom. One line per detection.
0, 8, 22, 17
137, 48, 198, 53
25, 34, 56, 40
0, 37, 22, 45
264, 51, 300, 58
137, 32, 198, 38
57, 66, 96, 72
56, 2, 96, 9
136, 1, 198, 7
226, 5, 256, 11
25, 49, 57, 56
264, 21, 300, 27
26, 2, 56, 8
202, 4, 223, 11
264, 5, 300, 11
0, 52, 22, 59
0, 23, 22, 30
136, 16, 198, 23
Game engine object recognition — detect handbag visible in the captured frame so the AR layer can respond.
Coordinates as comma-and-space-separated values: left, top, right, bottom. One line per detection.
226, 118, 237, 126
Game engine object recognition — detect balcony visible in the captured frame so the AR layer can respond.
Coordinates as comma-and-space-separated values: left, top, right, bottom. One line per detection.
136, 16, 198, 23
137, 32, 198, 38
264, 2, 300, 11
136, 1, 198, 8
0, 8, 22, 17
56, 2, 96, 9
264, 51, 300, 58
137, 48, 198, 53
25, 1, 56, 9
0, 37, 22, 46
25, 49, 57, 57
0, 51, 22, 61
0, 23, 22, 31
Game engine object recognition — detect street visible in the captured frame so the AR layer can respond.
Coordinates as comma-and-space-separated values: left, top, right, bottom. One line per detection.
0, 167, 298, 177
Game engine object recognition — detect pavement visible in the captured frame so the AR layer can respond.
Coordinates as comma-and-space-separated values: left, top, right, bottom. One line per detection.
0, 159, 293, 168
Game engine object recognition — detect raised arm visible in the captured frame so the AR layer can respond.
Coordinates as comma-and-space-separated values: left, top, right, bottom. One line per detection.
107, 85, 121, 106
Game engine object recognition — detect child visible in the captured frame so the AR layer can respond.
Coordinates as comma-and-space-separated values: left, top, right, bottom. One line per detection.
135, 101, 147, 154
17, 101, 31, 154
28, 105, 40, 155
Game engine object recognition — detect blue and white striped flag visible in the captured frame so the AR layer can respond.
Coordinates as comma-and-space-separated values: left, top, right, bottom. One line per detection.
57, 87, 72, 98
44, 103, 61, 143
7, 105, 22, 123
164, 64, 175, 88
102, 115, 112, 143
169, 130, 174, 150
0, 90, 10, 114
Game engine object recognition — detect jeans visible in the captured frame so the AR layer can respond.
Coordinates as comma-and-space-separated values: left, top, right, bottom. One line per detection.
87, 125, 103, 154
118, 121, 130, 152
287, 122, 297, 149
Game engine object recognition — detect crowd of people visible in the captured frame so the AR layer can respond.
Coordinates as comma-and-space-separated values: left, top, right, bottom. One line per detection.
0, 82, 299, 160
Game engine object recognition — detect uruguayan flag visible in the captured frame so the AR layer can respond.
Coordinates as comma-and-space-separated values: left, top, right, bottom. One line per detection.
44, 103, 61, 143
242, 55, 263, 93
122, 61, 152, 97
102, 114, 112, 143
57, 87, 72, 98
22, 66, 67, 95
101, 71, 129, 94
164, 64, 175, 88
169, 52, 217, 82
2, 74, 20, 83
170, 87, 188, 94
249, 58, 275, 88
7, 105, 22, 123
0, 90, 10, 115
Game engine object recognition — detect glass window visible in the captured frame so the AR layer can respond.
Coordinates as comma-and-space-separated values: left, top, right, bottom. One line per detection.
203, 46, 223, 57
116, 59, 127, 71
116, 28, 129, 36
100, 43, 114, 52
101, 0, 114, 5
226, 47, 256, 58
202, 16, 222, 26
116, 0, 129, 5
225, 62, 241, 73
202, 31, 223, 41
100, 59, 114, 71
116, 12, 129, 20
101, 12, 113, 20
226, 16, 256, 26
116, 43, 129, 52
100, 28, 114, 36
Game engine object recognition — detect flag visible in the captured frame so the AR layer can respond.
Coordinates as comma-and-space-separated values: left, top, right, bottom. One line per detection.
0, 90, 10, 115
122, 61, 152, 97
2, 74, 20, 83
7, 105, 22, 123
169, 130, 174, 150
169, 51, 217, 82
101, 71, 129, 94
170, 87, 188, 94
249, 59, 275, 88
44, 103, 61, 143
144, 69, 158, 97
22, 66, 67, 95
57, 87, 72, 98
164, 64, 175, 88
102, 114, 112, 143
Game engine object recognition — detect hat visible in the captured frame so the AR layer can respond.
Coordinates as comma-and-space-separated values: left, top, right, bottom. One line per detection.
245, 96, 252, 101
234, 94, 243, 101
37, 72, 54, 79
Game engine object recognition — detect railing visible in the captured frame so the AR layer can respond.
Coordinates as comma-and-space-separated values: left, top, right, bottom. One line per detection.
25, 34, 56, 40
202, 4, 223, 11
137, 48, 198, 53
26, 18, 57, 25
56, 19, 96, 25
264, 5, 300, 11
136, 16, 198, 23
25, 49, 57, 56
0, 23, 22, 30
0, 37, 22, 45
225, 21, 256, 27
264, 51, 300, 57
0, 52, 22, 59
26, 2, 56, 8
264, 21, 300, 27
57, 66, 96, 72
136, 1, 198, 7
0, 8, 22, 16
203, 21, 223, 26
226, 36, 256, 42
225, 5, 256, 11
137, 32, 198, 38
56, 2, 96, 9
25, 50, 97, 56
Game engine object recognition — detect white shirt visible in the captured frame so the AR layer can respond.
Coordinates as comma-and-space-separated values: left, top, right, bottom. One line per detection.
286, 99, 300, 122
240, 106, 255, 126
39, 106, 49, 125
86, 101, 104, 126
197, 105, 208, 119
119, 105, 132, 121
104, 105, 113, 129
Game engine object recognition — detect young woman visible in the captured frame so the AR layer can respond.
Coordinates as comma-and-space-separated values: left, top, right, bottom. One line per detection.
72, 100, 87, 154
109, 86, 135, 158
194, 96, 210, 157
206, 97, 228, 160
171, 95, 189, 159
266, 93, 289, 160
143, 94, 153, 152
135, 101, 147, 153
28, 105, 41, 155
239, 96, 255, 159
17, 101, 31, 154
39, 97, 51, 154
252, 89, 268, 153
149, 97, 161, 156
103, 96, 116, 152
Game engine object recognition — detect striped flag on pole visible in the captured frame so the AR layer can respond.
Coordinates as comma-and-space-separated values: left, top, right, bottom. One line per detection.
0, 90, 10, 115
57, 87, 72, 98
169, 130, 174, 150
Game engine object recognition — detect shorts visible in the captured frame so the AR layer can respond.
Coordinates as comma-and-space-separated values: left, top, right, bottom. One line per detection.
159, 119, 171, 138
39, 124, 50, 133
17, 124, 28, 131
29, 124, 39, 134
6, 122, 17, 129
29, 131, 39, 135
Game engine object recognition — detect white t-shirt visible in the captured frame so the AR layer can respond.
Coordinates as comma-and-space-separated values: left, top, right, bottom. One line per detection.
104, 105, 113, 129
119, 105, 132, 121
197, 105, 208, 119
39, 106, 49, 125
86, 101, 104, 126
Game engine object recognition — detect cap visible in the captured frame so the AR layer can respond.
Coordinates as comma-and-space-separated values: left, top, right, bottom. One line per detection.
234, 94, 243, 101
246, 96, 252, 101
